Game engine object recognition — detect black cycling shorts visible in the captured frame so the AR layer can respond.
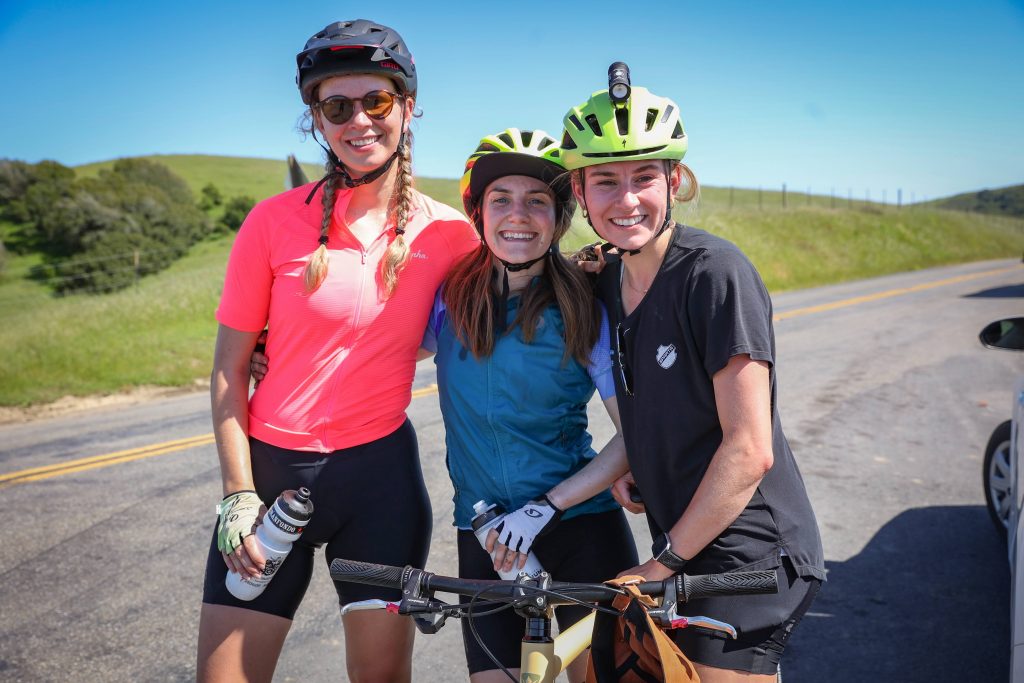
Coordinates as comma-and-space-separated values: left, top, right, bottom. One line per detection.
202, 419, 431, 619
457, 508, 639, 675
672, 555, 821, 674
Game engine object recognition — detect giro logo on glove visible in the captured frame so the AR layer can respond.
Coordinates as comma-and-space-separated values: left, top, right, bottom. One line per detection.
216, 490, 262, 555
494, 495, 564, 556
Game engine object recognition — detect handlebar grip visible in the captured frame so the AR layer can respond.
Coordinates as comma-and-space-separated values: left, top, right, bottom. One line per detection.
679, 570, 778, 602
329, 558, 407, 589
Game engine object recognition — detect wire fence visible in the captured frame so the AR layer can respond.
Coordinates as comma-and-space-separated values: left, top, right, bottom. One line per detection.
707, 185, 929, 211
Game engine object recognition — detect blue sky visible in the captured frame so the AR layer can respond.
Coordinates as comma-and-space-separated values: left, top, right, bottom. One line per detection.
1, 1, 1021, 201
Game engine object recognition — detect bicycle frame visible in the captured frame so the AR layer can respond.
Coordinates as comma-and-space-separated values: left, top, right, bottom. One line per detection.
519, 611, 595, 683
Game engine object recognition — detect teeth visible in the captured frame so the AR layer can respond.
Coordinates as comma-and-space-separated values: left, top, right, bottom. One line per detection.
499, 231, 536, 241
611, 216, 645, 227
350, 136, 380, 148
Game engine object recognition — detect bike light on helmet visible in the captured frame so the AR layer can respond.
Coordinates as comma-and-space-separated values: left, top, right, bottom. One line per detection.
608, 62, 631, 104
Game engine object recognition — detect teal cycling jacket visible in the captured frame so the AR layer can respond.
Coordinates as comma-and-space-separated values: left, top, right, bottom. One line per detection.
428, 292, 619, 528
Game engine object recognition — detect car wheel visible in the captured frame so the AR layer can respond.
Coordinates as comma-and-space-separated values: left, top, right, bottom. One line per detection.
984, 420, 1014, 535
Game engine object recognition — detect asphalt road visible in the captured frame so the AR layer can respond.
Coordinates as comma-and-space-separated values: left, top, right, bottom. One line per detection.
0, 258, 1021, 682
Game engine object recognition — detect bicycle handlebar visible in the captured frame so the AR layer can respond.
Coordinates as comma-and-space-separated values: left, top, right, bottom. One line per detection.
328, 558, 777, 605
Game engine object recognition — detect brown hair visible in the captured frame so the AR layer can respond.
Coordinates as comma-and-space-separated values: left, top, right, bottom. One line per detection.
300, 89, 416, 298
443, 200, 598, 365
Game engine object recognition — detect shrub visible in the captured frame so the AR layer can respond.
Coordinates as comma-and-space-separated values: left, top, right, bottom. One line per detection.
199, 182, 223, 211
220, 195, 257, 232
5, 158, 212, 294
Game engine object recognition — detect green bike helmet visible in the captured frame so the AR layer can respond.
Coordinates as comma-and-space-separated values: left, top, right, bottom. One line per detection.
560, 86, 687, 170
460, 128, 575, 237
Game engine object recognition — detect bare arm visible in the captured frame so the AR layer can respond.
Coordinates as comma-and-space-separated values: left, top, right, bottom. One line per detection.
211, 324, 265, 575
621, 354, 774, 579
545, 395, 629, 510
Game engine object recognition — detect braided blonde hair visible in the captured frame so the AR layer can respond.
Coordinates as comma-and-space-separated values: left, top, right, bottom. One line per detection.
302, 160, 338, 292
381, 140, 414, 297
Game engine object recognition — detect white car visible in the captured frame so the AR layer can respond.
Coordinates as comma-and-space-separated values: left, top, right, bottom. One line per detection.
981, 317, 1024, 681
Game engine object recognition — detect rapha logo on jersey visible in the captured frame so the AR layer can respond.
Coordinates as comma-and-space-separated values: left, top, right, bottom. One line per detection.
656, 344, 678, 369
410, 250, 428, 260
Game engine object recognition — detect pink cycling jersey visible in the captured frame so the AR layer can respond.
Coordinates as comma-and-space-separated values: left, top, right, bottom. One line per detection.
217, 183, 478, 452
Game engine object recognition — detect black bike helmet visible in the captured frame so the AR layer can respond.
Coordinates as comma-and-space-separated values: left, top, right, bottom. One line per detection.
296, 19, 417, 105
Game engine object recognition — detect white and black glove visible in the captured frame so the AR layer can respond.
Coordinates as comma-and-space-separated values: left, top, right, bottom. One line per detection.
495, 495, 564, 556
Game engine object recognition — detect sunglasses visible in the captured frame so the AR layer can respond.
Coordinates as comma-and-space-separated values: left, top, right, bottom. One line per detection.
314, 90, 402, 125
614, 322, 634, 397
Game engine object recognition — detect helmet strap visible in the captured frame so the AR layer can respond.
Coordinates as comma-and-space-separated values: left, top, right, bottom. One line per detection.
491, 244, 555, 336
304, 108, 408, 205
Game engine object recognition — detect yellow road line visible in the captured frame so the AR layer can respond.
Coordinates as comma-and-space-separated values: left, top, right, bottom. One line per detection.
1, 384, 443, 488
411, 383, 439, 398
0, 434, 217, 488
774, 264, 1021, 322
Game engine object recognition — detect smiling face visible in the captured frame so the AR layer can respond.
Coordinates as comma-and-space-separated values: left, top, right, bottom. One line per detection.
312, 73, 414, 176
481, 175, 557, 266
572, 160, 683, 252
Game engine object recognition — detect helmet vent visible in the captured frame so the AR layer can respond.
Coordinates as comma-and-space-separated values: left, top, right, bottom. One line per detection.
568, 114, 585, 132
477, 142, 500, 153
584, 114, 603, 137
646, 109, 658, 132
672, 122, 685, 139
662, 105, 675, 123
497, 132, 515, 147
561, 131, 578, 149
521, 130, 534, 146
539, 135, 556, 149
615, 107, 629, 136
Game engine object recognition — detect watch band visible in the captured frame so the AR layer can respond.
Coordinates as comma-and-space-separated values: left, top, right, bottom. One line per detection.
652, 532, 687, 573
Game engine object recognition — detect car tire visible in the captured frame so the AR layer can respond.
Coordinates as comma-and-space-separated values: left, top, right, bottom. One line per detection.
984, 420, 1014, 536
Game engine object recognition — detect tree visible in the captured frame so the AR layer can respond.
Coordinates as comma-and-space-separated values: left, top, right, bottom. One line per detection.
199, 182, 223, 212
220, 195, 257, 232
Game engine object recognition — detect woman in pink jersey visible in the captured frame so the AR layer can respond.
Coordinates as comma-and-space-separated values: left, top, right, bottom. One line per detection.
196, 20, 477, 683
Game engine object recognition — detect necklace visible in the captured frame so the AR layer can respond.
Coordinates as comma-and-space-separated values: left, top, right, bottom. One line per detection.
622, 269, 651, 295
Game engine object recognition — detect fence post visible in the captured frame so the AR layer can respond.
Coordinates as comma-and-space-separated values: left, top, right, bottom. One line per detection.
729, 186, 734, 209
759, 187, 762, 210
782, 183, 787, 209
897, 188, 902, 209
133, 249, 140, 289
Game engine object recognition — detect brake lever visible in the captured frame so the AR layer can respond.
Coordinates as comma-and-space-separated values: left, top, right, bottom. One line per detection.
669, 615, 738, 639
340, 599, 400, 616
646, 578, 739, 639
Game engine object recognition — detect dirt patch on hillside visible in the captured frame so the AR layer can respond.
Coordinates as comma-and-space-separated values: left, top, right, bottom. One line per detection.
0, 379, 210, 425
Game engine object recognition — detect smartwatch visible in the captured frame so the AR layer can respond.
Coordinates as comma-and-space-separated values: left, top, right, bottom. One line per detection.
651, 532, 687, 573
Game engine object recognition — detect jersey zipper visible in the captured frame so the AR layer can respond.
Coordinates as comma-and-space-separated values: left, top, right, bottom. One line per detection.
320, 231, 385, 450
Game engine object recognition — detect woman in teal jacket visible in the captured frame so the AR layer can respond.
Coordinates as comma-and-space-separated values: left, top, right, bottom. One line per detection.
421, 128, 637, 683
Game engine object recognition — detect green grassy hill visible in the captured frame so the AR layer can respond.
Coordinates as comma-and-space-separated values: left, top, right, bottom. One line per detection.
925, 183, 1024, 219
1, 154, 1021, 406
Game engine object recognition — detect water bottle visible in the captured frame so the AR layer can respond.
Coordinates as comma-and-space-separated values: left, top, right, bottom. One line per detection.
226, 487, 314, 601
470, 500, 544, 581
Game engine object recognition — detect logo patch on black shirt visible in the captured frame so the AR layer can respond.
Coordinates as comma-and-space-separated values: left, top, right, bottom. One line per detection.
656, 344, 677, 369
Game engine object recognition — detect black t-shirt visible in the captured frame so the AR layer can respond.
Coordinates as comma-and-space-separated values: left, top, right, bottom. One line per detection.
596, 225, 825, 580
